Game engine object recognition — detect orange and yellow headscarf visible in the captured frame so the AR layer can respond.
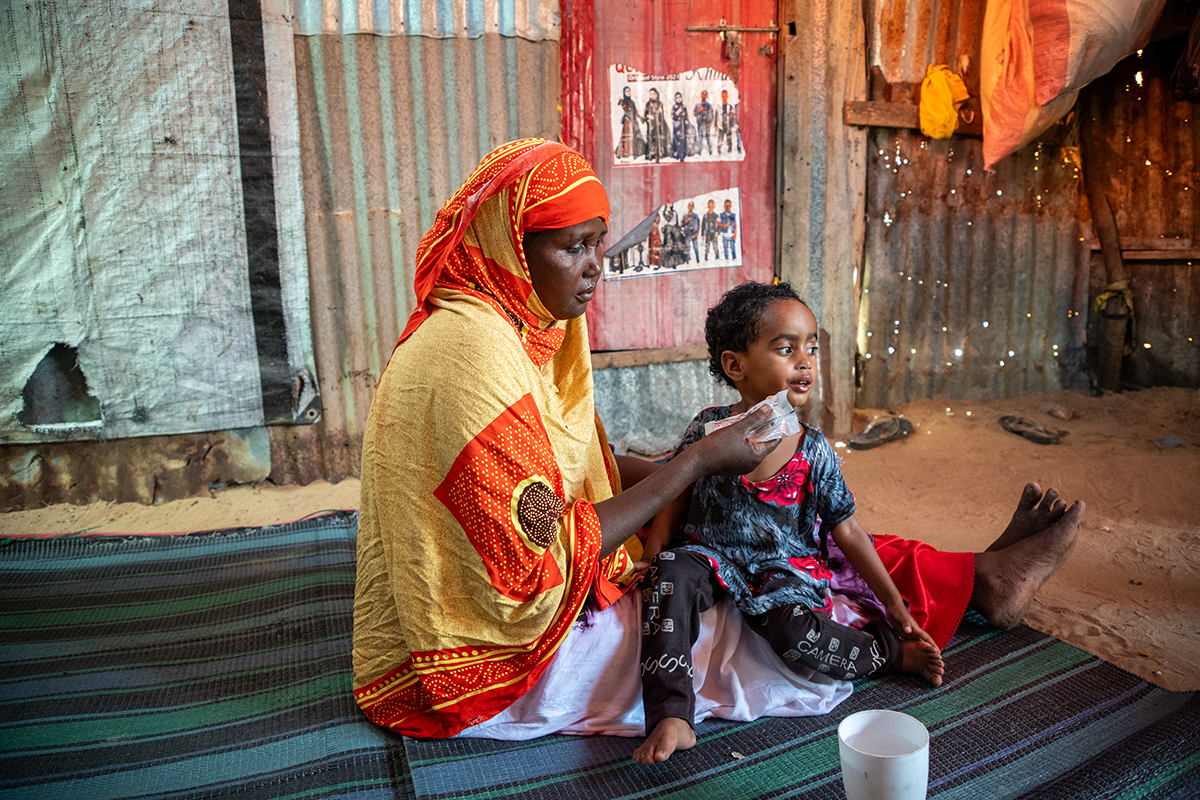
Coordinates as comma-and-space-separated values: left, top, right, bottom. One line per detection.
400, 139, 609, 366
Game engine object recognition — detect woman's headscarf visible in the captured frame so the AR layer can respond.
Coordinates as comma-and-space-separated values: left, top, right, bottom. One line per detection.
399, 138, 609, 366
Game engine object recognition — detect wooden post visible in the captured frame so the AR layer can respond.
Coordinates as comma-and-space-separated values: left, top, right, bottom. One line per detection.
1081, 103, 1128, 393
777, 0, 868, 435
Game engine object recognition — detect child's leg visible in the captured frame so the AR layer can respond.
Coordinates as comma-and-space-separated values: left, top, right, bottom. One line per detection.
639, 550, 721, 735
746, 603, 904, 681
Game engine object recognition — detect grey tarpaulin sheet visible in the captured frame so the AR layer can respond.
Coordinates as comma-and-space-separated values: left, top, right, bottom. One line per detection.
0, 0, 318, 444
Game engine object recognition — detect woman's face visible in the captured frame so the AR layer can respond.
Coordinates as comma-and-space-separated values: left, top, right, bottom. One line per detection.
523, 217, 607, 320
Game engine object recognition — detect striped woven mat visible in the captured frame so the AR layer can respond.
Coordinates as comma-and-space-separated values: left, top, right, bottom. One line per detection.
0, 511, 411, 800
405, 617, 1200, 799
2, 513, 1197, 799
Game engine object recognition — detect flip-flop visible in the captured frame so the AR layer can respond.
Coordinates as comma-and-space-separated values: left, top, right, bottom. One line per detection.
999, 415, 1060, 445
847, 415, 913, 450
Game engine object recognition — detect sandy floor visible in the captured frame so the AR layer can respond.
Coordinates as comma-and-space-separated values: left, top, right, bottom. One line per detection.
3, 386, 1197, 691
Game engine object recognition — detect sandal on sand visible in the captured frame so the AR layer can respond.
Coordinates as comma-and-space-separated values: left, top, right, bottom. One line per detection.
848, 415, 913, 450
999, 415, 1060, 445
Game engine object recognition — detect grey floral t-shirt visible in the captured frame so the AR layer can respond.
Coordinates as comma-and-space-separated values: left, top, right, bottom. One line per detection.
670, 406, 856, 616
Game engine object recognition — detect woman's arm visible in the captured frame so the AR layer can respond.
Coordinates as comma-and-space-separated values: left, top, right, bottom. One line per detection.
593, 405, 777, 558
829, 514, 938, 647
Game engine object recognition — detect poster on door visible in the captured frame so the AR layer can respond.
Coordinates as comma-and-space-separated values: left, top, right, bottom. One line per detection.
610, 65, 744, 166
603, 188, 742, 279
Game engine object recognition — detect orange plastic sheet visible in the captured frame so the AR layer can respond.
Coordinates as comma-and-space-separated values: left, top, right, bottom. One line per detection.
981, 0, 1167, 170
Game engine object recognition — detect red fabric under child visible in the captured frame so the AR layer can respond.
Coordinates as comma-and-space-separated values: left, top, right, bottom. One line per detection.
873, 534, 975, 649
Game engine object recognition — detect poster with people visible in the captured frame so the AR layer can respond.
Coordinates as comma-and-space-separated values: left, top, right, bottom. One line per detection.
610, 65, 744, 166
603, 189, 742, 279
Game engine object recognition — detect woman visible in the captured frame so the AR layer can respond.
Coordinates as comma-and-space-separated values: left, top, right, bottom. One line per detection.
643, 88, 669, 162
353, 139, 776, 738
659, 204, 687, 269
670, 91, 692, 161
614, 87, 644, 160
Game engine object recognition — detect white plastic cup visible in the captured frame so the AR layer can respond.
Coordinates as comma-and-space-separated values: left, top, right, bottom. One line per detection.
837, 710, 930, 800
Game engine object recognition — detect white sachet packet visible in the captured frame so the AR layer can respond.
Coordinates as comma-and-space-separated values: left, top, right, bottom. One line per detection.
703, 388, 801, 443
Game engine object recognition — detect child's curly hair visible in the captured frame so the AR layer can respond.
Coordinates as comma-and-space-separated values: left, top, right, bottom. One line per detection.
706, 281, 805, 388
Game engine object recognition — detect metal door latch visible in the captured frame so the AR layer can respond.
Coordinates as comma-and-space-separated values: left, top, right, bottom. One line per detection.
686, 18, 779, 40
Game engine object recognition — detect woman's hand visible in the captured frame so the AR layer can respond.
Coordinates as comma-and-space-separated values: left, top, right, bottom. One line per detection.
692, 405, 779, 476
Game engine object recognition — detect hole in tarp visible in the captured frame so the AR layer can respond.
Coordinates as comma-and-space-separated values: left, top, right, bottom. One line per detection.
17, 343, 103, 426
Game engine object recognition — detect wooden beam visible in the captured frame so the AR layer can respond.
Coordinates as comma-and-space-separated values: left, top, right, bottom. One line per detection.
843, 100, 982, 137
1120, 250, 1200, 261
590, 344, 708, 371
1083, 239, 1200, 260
1088, 238, 1196, 252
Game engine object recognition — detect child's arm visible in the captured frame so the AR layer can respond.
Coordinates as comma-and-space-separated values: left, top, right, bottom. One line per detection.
614, 454, 661, 489
829, 514, 938, 649
640, 487, 692, 564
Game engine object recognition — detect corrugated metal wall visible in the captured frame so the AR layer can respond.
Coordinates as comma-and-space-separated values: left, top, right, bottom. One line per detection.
855, 0, 1091, 407
293, 0, 558, 40
268, 25, 561, 486
1079, 36, 1200, 389
6, 1, 1194, 509
858, 134, 1090, 405
0, 4, 561, 509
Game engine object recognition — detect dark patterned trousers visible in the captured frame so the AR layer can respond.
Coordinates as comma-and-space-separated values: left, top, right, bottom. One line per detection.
639, 549, 904, 734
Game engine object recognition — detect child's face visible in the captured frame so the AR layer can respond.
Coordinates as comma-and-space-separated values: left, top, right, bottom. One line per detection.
728, 299, 819, 410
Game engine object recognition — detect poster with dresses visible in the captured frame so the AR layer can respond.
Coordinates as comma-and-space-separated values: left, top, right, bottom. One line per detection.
603, 188, 742, 279
610, 65, 744, 166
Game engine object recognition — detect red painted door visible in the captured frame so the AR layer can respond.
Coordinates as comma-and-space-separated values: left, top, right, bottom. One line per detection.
567, 1, 778, 351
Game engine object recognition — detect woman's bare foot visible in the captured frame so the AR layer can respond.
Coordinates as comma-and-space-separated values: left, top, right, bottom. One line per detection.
900, 639, 944, 686
986, 483, 1069, 552
972, 500, 1084, 629
633, 717, 696, 764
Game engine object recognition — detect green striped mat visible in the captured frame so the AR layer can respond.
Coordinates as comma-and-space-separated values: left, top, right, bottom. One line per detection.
0, 512, 411, 800
404, 615, 1200, 799
3, 512, 1195, 800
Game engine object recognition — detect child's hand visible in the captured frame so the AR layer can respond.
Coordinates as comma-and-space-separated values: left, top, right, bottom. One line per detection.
887, 604, 938, 650
640, 539, 664, 565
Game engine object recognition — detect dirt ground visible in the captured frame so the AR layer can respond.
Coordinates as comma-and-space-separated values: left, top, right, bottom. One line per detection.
3, 386, 1197, 691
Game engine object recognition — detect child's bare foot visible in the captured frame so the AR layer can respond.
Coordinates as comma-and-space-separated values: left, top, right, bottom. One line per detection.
973, 500, 1084, 629
900, 639, 944, 686
632, 717, 696, 764
986, 482, 1068, 552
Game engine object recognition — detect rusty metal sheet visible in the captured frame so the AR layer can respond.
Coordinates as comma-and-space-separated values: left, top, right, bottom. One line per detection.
856, 0, 1091, 407
1102, 256, 1200, 388
859, 0, 1197, 402
857, 130, 1091, 407
0, 429, 270, 513
286, 32, 562, 486
870, 0, 984, 92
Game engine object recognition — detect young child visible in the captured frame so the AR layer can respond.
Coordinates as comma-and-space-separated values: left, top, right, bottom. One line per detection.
633, 281, 946, 765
